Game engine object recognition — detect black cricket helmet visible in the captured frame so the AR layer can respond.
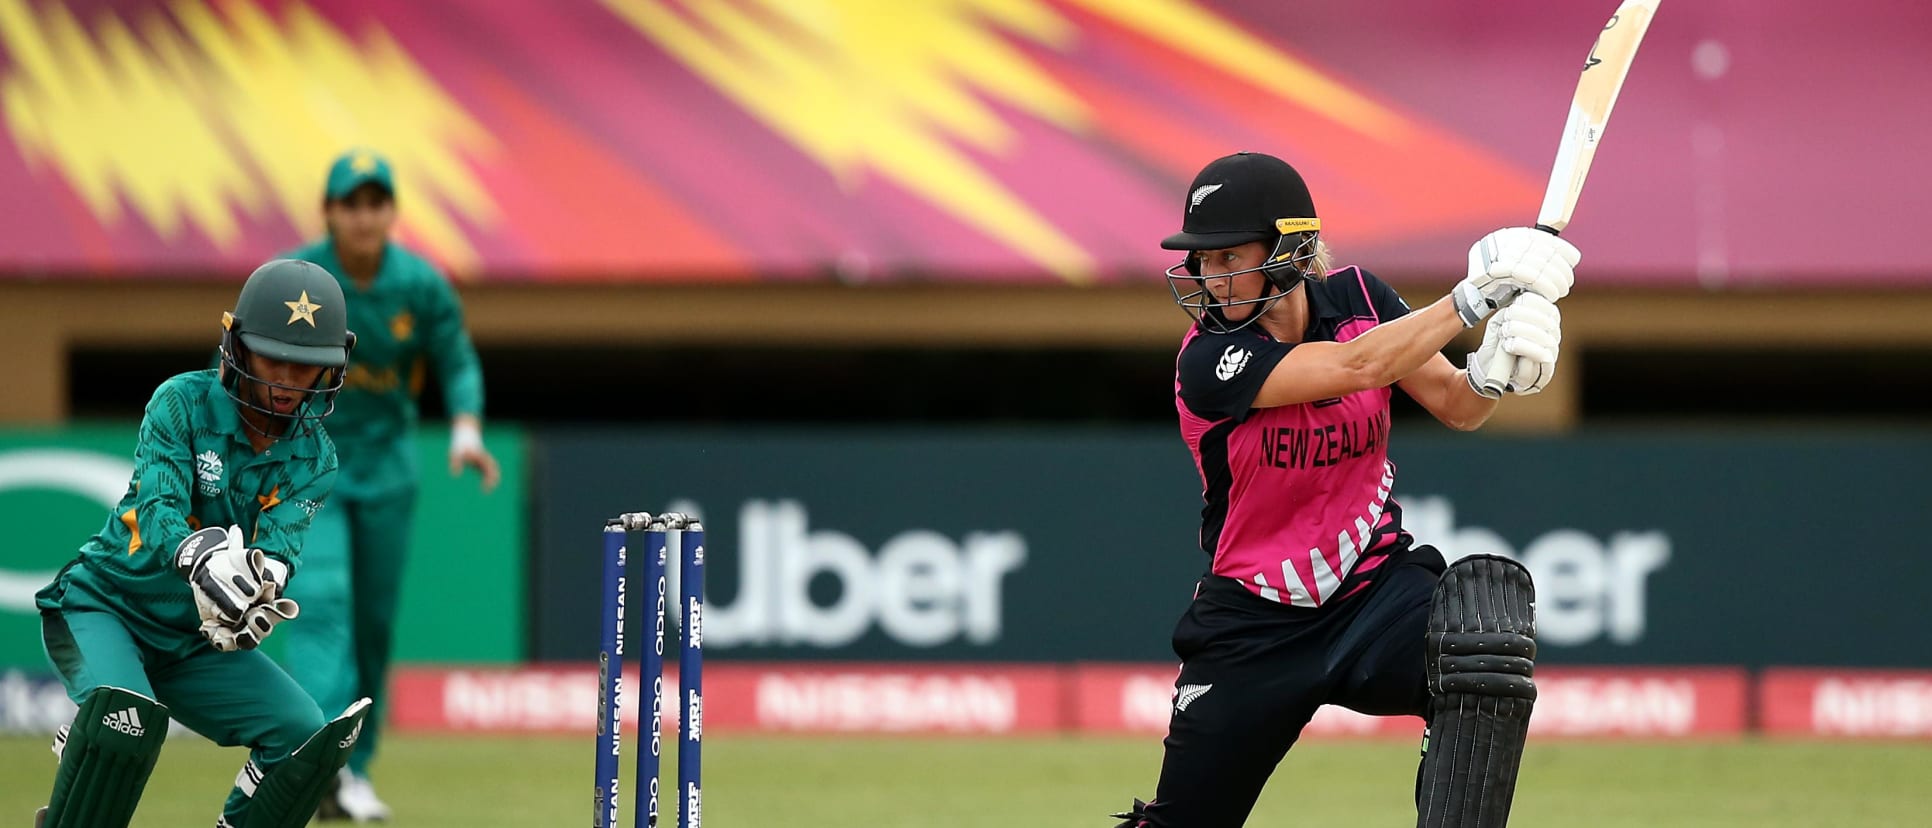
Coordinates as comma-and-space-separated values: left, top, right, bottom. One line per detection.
218, 259, 356, 436
1161, 152, 1322, 333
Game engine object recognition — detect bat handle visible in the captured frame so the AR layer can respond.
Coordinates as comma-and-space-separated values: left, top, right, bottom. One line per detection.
1478, 222, 1564, 396
1478, 344, 1516, 398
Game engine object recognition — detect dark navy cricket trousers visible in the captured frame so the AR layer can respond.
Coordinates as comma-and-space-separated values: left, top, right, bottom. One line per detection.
1139, 541, 1448, 827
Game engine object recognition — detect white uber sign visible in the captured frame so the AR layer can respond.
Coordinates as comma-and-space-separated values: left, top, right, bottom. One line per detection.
1404, 496, 1670, 647
680, 499, 1028, 649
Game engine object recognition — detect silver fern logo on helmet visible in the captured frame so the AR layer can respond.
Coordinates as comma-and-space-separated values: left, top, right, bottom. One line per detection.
1188, 183, 1223, 212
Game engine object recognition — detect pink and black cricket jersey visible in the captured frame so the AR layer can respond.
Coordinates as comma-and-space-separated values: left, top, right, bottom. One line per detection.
1174, 267, 1415, 608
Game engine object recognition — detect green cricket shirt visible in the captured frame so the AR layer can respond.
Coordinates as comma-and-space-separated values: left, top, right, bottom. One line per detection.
37, 370, 338, 635
283, 239, 483, 497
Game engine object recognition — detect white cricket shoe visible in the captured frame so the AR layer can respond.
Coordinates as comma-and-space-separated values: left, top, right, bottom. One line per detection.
329, 769, 393, 823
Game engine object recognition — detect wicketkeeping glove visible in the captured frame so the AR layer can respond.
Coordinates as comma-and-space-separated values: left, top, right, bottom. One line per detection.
200, 596, 301, 652
173, 525, 265, 627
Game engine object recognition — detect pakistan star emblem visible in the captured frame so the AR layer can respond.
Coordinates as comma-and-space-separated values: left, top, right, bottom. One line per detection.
285, 291, 322, 327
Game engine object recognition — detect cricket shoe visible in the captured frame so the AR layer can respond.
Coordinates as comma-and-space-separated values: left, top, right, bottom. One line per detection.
316, 769, 392, 823
1111, 797, 1152, 828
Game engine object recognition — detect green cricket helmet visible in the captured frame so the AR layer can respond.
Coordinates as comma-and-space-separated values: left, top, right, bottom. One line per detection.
218, 259, 357, 435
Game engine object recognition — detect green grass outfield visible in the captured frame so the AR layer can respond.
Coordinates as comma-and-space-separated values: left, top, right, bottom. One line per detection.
5, 734, 1930, 826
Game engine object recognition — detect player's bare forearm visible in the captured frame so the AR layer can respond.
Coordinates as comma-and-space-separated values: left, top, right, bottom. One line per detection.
1444, 370, 1501, 430
1258, 297, 1479, 407
1335, 296, 1472, 387
1399, 353, 1499, 431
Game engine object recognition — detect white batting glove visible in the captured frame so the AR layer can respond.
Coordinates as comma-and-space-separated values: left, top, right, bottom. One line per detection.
1467, 293, 1563, 398
1452, 227, 1580, 326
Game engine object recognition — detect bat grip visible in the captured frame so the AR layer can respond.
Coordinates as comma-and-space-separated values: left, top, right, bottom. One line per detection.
1534, 224, 1562, 236
1479, 345, 1515, 398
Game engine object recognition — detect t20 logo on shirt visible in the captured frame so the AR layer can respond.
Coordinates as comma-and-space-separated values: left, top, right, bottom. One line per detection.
196, 450, 224, 496
1215, 346, 1251, 381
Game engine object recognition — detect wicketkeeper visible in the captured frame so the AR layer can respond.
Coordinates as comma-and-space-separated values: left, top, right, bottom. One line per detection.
33, 259, 370, 828
1113, 152, 1574, 827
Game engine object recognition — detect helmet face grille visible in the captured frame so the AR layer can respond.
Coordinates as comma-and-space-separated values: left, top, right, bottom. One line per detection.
219, 331, 346, 439
1164, 232, 1316, 334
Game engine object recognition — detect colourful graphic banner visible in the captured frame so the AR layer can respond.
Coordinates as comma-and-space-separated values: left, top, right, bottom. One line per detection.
1, 0, 1927, 285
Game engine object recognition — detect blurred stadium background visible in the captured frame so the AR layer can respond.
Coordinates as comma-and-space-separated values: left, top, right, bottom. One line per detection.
3, 0, 1931, 825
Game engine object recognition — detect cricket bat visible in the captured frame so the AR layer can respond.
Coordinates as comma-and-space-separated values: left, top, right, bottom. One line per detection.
1480, 0, 1662, 397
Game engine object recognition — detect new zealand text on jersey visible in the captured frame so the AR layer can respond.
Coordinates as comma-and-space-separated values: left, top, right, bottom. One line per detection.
1259, 411, 1389, 470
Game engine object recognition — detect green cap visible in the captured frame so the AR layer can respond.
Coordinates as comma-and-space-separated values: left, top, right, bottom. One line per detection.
228, 259, 352, 367
324, 148, 395, 201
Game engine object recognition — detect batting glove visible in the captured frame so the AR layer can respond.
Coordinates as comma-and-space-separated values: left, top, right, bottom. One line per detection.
1467, 293, 1563, 398
1453, 227, 1580, 326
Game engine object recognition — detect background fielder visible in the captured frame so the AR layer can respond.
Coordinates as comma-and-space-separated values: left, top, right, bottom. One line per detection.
276, 148, 496, 822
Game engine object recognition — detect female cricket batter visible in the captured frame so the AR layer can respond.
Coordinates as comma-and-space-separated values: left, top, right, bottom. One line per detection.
280, 148, 496, 822
1113, 152, 1575, 828
34, 259, 370, 828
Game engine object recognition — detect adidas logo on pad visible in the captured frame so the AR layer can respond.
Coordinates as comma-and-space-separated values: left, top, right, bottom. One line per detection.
103, 707, 145, 737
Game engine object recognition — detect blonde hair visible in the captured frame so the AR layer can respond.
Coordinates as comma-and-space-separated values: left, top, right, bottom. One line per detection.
1302, 237, 1335, 281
